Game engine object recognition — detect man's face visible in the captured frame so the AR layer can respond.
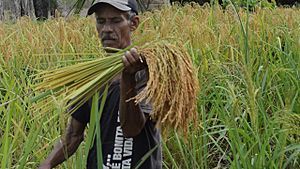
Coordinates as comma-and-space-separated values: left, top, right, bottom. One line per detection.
94, 4, 135, 49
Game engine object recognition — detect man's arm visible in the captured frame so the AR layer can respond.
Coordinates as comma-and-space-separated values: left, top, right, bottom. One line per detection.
39, 117, 86, 169
119, 48, 148, 138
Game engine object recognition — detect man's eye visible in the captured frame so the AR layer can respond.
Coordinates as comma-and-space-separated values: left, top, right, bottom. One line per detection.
112, 18, 122, 23
97, 19, 105, 24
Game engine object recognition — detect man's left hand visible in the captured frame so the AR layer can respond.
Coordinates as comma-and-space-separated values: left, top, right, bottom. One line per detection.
121, 47, 146, 75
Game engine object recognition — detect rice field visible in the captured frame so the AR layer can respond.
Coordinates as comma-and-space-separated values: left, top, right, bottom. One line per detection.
0, 4, 300, 169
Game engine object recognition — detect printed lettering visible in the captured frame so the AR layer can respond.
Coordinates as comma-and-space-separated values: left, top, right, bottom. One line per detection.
114, 147, 123, 154
113, 126, 124, 159
113, 153, 122, 160
115, 126, 123, 138
123, 139, 133, 157
122, 159, 131, 169
111, 163, 121, 169
117, 111, 120, 123
114, 138, 123, 148
106, 154, 112, 167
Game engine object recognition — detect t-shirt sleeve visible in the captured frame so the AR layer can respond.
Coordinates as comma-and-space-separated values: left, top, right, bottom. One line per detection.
71, 100, 91, 124
135, 69, 152, 114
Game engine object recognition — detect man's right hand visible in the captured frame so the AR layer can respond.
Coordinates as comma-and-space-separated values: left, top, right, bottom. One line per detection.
37, 117, 86, 169
38, 163, 51, 169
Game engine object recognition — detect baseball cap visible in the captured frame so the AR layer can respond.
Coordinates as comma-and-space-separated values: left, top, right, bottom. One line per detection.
87, 0, 139, 16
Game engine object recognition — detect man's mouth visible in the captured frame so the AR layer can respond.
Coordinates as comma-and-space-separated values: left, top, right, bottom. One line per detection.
102, 38, 117, 47
102, 38, 115, 41
101, 35, 116, 41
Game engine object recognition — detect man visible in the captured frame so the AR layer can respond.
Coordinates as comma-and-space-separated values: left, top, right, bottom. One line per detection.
38, 0, 161, 168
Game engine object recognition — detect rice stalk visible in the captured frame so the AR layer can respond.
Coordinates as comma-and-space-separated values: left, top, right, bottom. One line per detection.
33, 40, 199, 133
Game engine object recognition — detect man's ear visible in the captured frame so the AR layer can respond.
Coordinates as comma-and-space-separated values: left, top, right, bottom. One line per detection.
130, 15, 140, 31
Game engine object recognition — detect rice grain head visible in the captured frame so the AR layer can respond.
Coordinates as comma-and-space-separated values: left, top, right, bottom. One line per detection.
136, 41, 199, 134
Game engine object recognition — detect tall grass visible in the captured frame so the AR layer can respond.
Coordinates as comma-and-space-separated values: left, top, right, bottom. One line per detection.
0, 4, 299, 169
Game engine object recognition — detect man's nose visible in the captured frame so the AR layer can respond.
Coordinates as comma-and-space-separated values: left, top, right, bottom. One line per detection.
102, 23, 113, 32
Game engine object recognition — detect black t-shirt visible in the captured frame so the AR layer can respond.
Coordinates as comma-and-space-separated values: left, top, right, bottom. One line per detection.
72, 71, 162, 169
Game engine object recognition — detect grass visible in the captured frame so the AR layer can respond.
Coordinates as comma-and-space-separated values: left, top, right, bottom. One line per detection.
0, 3, 300, 169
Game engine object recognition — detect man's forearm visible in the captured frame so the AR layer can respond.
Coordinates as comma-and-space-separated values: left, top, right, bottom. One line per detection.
39, 117, 85, 169
40, 135, 83, 168
119, 72, 146, 138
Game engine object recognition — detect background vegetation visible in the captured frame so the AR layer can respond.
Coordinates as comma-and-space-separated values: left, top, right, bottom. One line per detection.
0, 2, 300, 169
0, 0, 299, 21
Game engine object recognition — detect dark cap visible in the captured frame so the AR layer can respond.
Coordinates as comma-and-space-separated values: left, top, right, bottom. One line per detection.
87, 0, 139, 16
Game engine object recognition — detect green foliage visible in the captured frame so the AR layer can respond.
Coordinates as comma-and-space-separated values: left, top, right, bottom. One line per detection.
171, 0, 276, 9
224, 0, 276, 9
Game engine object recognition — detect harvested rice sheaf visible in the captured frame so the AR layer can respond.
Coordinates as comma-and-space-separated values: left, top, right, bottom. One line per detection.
33, 40, 199, 133
136, 42, 199, 133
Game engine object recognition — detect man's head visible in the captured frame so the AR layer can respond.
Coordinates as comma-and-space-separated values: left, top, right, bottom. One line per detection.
87, 0, 140, 50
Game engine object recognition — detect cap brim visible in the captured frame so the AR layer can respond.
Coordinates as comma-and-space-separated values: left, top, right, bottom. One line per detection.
87, 1, 131, 16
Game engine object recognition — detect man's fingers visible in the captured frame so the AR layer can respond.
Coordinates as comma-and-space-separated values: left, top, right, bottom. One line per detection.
130, 48, 139, 60
122, 47, 146, 74
124, 48, 143, 65
139, 54, 146, 63
125, 51, 136, 65
122, 55, 130, 67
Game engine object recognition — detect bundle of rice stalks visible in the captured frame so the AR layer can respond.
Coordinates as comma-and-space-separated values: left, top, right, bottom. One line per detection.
32, 40, 199, 133
136, 42, 199, 132
32, 53, 123, 114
